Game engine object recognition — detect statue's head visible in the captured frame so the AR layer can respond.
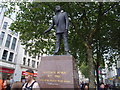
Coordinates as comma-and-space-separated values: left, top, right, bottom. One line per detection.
55, 5, 61, 12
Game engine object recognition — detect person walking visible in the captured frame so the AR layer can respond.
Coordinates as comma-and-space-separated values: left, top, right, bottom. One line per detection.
99, 83, 106, 90
9, 77, 14, 87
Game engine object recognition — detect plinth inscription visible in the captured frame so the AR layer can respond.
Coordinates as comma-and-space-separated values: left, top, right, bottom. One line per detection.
39, 71, 71, 84
37, 55, 79, 88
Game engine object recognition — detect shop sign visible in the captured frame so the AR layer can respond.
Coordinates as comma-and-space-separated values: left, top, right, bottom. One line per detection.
0, 67, 14, 74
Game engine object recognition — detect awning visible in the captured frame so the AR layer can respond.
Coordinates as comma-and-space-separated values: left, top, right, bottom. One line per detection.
22, 71, 37, 77
0, 67, 14, 74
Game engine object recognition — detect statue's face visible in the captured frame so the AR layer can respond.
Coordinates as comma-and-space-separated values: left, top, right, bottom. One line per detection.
55, 6, 61, 12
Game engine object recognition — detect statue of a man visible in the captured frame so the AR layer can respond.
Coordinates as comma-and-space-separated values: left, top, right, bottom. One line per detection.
44, 5, 70, 55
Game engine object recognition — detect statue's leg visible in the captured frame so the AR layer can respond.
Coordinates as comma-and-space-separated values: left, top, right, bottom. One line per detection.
63, 33, 70, 55
54, 34, 61, 55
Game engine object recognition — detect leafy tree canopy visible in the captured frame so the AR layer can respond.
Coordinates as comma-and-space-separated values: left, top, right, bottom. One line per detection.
3, 2, 120, 80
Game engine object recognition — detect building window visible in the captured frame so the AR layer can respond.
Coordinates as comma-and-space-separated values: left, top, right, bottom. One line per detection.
8, 52, 14, 61
11, 37, 17, 50
24, 50, 27, 55
37, 55, 40, 60
28, 59, 30, 66
2, 22, 8, 30
37, 62, 39, 68
23, 57, 26, 65
5, 34, 12, 48
32, 60, 35, 68
32, 54, 36, 59
0, 8, 2, 13
0, 32, 5, 45
28, 52, 31, 57
15, 32, 18, 36
2, 50, 8, 60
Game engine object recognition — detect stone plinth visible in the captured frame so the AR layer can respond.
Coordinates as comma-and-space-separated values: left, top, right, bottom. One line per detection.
37, 55, 79, 89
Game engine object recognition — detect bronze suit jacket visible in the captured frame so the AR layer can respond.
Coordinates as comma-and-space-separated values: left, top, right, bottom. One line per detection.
46, 12, 69, 34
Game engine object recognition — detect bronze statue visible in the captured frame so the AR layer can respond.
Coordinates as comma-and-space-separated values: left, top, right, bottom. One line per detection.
44, 5, 70, 55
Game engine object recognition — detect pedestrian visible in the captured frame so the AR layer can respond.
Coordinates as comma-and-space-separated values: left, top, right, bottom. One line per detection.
3, 79, 11, 90
105, 84, 109, 90
99, 83, 106, 90
0, 74, 4, 90
22, 69, 40, 90
80, 81, 85, 90
11, 81, 22, 90
21, 78, 26, 84
83, 83, 89, 90
9, 77, 14, 87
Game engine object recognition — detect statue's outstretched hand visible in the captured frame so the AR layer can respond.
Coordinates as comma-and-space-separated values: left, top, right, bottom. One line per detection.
44, 30, 48, 34
65, 29, 68, 33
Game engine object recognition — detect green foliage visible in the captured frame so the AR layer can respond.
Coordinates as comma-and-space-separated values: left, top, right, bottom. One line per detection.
79, 62, 89, 78
3, 2, 120, 78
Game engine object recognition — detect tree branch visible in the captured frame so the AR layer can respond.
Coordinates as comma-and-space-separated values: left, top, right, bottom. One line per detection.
102, 3, 117, 16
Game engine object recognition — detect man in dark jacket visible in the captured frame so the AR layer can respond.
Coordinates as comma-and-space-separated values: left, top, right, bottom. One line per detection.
44, 5, 69, 55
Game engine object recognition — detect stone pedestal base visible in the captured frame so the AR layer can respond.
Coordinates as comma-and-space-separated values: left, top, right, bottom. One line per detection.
37, 55, 79, 89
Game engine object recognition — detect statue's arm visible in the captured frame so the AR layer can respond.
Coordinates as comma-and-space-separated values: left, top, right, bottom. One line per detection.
64, 12, 69, 30
44, 19, 54, 33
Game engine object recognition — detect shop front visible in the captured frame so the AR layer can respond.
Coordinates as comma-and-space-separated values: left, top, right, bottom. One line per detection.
0, 67, 14, 79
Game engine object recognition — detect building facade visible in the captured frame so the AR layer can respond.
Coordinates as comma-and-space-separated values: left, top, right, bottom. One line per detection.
0, 7, 40, 82
102, 60, 120, 86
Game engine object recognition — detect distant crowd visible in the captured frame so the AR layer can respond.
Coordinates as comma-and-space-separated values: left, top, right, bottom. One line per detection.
80, 81, 119, 90
0, 69, 39, 90
0, 70, 119, 90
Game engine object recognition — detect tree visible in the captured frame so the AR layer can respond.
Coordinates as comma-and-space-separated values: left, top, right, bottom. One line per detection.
3, 2, 120, 88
